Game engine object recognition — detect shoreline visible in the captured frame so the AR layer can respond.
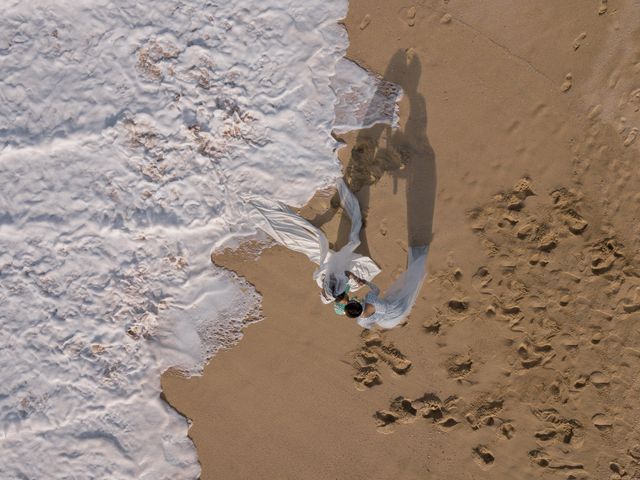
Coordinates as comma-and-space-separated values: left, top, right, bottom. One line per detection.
162, 1, 640, 478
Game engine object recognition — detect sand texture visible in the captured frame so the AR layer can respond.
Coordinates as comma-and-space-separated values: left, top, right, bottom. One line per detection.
163, 1, 640, 478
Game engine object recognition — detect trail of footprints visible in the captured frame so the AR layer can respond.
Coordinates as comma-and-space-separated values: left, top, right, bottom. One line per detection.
374, 392, 460, 434
470, 178, 640, 475
352, 331, 412, 390
359, 177, 640, 475
374, 391, 511, 433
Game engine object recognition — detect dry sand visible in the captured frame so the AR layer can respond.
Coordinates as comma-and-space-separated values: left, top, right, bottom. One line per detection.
162, 1, 640, 478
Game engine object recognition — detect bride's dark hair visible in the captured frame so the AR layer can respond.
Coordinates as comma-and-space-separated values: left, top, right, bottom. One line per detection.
345, 300, 363, 318
334, 292, 348, 303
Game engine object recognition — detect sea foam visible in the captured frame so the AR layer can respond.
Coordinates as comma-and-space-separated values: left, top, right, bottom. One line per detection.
0, 1, 399, 478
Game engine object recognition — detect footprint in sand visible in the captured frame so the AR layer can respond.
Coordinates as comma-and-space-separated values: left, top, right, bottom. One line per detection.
500, 422, 516, 439
484, 304, 496, 318
628, 445, 640, 461
592, 412, 613, 430
406, 6, 416, 27
416, 393, 459, 423
353, 360, 381, 389
589, 371, 611, 388
352, 331, 411, 390
374, 402, 415, 434
517, 339, 555, 369
559, 334, 580, 352
531, 407, 583, 445
561, 211, 589, 235
623, 127, 638, 147
515, 221, 535, 240
472, 445, 495, 469
573, 374, 589, 390
598, 0, 608, 15
448, 297, 469, 313
445, 353, 473, 380
588, 103, 602, 120
422, 318, 441, 334
379, 217, 388, 236
589, 238, 623, 275
465, 397, 504, 430
537, 232, 558, 252
375, 393, 460, 433
558, 294, 571, 306
561, 73, 573, 93
378, 344, 412, 373
590, 331, 604, 344
572, 32, 587, 50
610, 462, 628, 477
529, 448, 584, 472
453, 267, 463, 281
591, 253, 616, 275
550, 188, 590, 234
359, 14, 371, 31
512, 177, 536, 197
471, 267, 492, 293
618, 284, 640, 313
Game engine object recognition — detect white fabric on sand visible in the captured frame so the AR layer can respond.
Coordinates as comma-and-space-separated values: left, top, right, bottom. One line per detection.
357, 245, 429, 329
250, 179, 381, 302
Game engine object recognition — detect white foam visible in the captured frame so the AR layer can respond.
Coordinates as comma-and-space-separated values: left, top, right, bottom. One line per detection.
332, 58, 402, 134
0, 1, 399, 478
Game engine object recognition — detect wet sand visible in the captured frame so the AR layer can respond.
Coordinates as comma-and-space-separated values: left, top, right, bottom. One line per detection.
163, 1, 640, 478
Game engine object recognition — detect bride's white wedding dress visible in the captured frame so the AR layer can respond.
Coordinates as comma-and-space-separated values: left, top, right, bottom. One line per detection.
250, 179, 380, 303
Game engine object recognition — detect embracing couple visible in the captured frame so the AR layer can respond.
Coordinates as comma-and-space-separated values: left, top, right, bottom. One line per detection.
250, 179, 428, 330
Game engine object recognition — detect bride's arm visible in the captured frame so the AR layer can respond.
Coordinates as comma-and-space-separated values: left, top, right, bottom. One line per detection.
346, 271, 366, 287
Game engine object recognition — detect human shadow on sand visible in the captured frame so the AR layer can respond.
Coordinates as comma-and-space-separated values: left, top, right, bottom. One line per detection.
312, 49, 436, 258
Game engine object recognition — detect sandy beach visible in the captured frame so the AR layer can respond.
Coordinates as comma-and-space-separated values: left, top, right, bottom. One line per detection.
163, 1, 640, 478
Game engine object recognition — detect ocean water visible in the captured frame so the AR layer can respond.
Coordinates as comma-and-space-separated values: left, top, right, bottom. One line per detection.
0, 1, 399, 478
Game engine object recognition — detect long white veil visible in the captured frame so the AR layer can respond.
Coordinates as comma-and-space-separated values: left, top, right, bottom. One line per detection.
371, 245, 428, 329
250, 179, 381, 302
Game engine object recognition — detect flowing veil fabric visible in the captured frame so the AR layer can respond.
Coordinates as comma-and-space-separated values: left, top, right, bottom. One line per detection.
369, 245, 428, 329
250, 179, 381, 302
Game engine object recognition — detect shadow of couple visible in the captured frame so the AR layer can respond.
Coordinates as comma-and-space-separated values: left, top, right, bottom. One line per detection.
314, 49, 436, 260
